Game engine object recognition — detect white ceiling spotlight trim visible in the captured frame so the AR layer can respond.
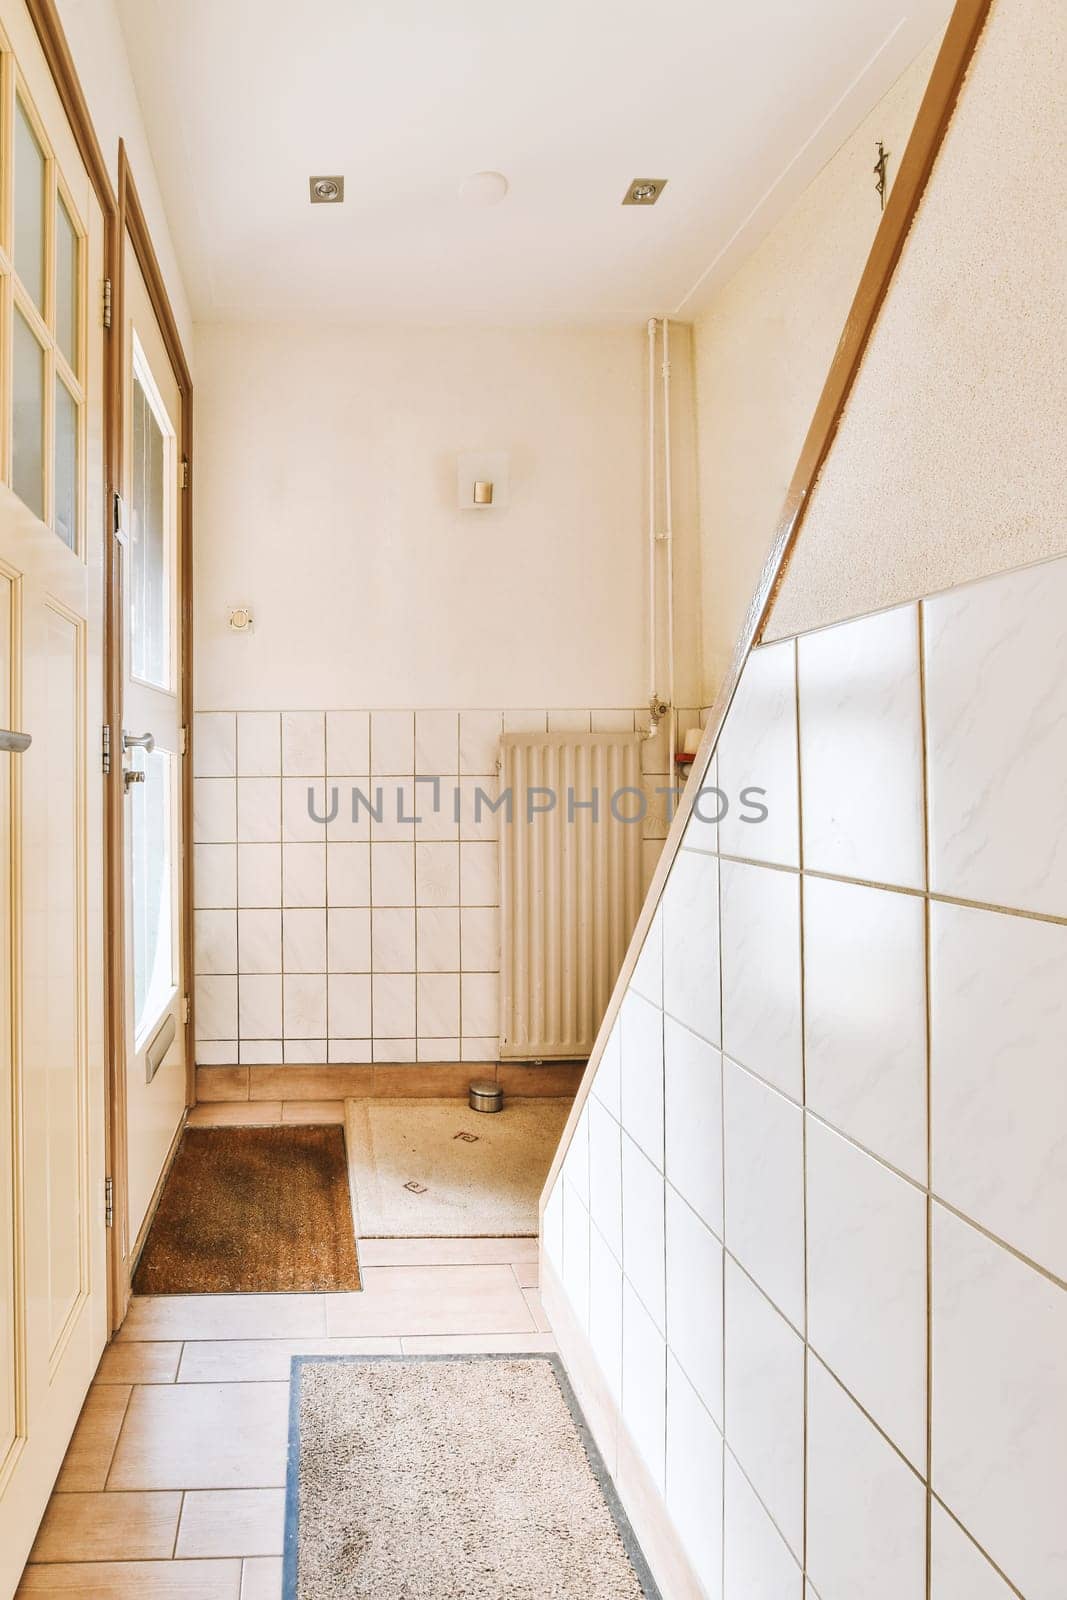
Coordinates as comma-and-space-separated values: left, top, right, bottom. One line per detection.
459, 170, 510, 207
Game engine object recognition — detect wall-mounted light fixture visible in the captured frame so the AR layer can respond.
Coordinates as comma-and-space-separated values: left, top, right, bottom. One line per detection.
457, 451, 510, 510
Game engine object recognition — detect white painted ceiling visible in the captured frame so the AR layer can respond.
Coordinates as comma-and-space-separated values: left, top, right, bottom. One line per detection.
115, 0, 951, 325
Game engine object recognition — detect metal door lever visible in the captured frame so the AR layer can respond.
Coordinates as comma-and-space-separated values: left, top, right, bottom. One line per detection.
123, 769, 146, 791
122, 730, 155, 754
0, 729, 31, 753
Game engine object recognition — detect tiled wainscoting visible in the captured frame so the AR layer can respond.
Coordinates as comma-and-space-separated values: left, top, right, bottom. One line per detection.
192, 706, 699, 1071
543, 554, 1067, 1600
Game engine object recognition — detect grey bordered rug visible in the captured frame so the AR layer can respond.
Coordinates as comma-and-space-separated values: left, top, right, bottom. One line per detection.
284, 1354, 661, 1599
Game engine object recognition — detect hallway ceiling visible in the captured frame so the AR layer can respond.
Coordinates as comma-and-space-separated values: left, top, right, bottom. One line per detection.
114, 0, 951, 325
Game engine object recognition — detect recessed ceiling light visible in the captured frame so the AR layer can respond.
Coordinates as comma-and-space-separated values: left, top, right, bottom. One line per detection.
459, 170, 509, 207
622, 178, 667, 206
310, 175, 344, 204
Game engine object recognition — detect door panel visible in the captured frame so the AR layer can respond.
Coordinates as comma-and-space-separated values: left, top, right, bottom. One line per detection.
0, 565, 17, 1481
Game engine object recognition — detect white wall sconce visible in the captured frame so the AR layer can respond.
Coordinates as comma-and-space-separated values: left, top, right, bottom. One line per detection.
457, 451, 510, 510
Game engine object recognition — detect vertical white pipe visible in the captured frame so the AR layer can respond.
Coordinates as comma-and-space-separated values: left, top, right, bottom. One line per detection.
661, 316, 677, 774
647, 317, 658, 717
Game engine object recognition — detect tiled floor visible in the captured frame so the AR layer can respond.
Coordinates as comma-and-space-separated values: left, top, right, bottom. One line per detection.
19, 1102, 552, 1598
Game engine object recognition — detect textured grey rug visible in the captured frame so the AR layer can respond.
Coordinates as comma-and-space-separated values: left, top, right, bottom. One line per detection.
284, 1355, 659, 1599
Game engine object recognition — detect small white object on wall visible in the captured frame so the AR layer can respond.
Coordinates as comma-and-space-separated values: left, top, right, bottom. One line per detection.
457, 451, 510, 511
228, 607, 254, 632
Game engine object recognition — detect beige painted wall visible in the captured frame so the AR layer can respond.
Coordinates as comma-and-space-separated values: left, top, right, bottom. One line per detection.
768, 0, 1067, 638
193, 322, 702, 713
692, 35, 941, 697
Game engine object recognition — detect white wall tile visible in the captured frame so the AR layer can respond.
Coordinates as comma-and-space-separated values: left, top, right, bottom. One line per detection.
372, 908, 416, 973
562, 1185, 590, 1330
619, 991, 664, 1169
418, 908, 461, 973
283, 974, 327, 1039
930, 1503, 1018, 1600
622, 1278, 667, 1493
725, 1257, 804, 1558
238, 910, 281, 974
459, 907, 498, 972
284, 1039, 327, 1065
374, 1038, 416, 1063
328, 975, 372, 1038
281, 712, 325, 777
196, 1041, 239, 1066
237, 712, 281, 777
662, 849, 721, 1045
804, 877, 927, 1181
326, 908, 371, 973
588, 1097, 622, 1262
415, 711, 459, 776
548, 709, 591, 733
460, 973, 499, 1038
798, 605, 925, 888
543, 1184, 564, 1279
459, 710, 503, 776
326, 711, 369, 774
237, 777, 281, 843
370, 843, 414, 907
372, 974, 416, 1037
457, 776, 501, 841
503, 708, 548, 735
563, 1110, 590, 1210
328, 1037, 372, 1065
417, 973, 461, 1037
324, 779, 373, 843
370, 778, 417, 841
237, 844, 281, 909
326, 843, 371, 907
807, 1355, 926, 1600
282, 842, 326, 908
241, 1039, 282, 1065
666, 1356, 724, 1598
589, 1223, 623, 1402
195, 976, 237, 1041
682, 751, 721, 856
666, 1186, 723, 1426
931, 900, 1067, 1280
924, 558, 1067, 917
459, 842, 498, 906
592, 1019, 622, 1120
282, 908, 326, 973
931, 1203, 1067, 1600
723, 1059, 805, 1328
621, 1132, 666, 1334
806, 1118, 927, 1469
416, 841, 460, 906
591, 709, 634, 734
193, 778, 236, 844
723, 1451, 804, 1600
460, 1036, 499, 1063
721, 861, 802, 1100
371, 710, 415, 775
664, 1018, 723, 1235
239, 974, 282, 1039
195, 844, 237, 909
193, 713, 236, 778
416, 1038, 461, 1062
284, 778, 331, 843
717, 640, 799, 867
194, 910, 237, 975
630, 903, 663, 1007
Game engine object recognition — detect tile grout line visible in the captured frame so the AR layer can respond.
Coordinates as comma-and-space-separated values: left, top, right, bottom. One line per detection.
918, 599, 935, 1600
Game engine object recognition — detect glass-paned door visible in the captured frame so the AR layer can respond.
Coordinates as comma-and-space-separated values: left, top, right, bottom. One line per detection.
121, 235, 186, 1243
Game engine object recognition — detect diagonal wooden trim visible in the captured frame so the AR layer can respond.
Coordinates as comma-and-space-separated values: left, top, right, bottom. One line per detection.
539, 0, 995, 1213
24, 0, 116, 218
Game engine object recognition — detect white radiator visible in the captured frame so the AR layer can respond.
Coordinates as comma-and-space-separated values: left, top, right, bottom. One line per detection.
498, 732, 644, 1060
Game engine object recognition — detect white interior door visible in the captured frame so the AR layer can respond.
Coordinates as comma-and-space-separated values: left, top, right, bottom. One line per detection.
0, 4, 107, 1593
120, 235, 186, 1248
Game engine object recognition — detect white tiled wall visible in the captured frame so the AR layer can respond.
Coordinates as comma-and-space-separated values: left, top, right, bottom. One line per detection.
544, 556, 1067, 1600
193, 705, 698, 1068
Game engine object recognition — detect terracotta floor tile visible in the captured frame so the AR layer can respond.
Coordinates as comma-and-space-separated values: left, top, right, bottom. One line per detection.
176, 1336, 401, 1384
29, 1492, 181, 1563
176, 1490, 285, 1559
356, 1236, 537, 1268
240, 1557, 282, 1600
278, 1100, 344, 1124
95, 1342, 182, 1385
400, 1332, 558, 1355
17, 1560, 242, 1597
54, 1387, 131, 1492
108, 1383, 290, 1491
186, 1103, 282, 1128
118, 1296, 327, 1343
325, 1264, 537, 1337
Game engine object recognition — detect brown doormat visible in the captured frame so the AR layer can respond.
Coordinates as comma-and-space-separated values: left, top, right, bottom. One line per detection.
133, 1125, 361, 1294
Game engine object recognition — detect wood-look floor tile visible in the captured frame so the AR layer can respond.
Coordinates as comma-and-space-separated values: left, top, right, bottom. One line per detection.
326, 1265, 537, 1337
195, 1067, 250, 1103
400, 1332, 558, 1354
176, 1337, 401, 1384
512, 1261, 539, 1288
248, 1067, 372, 1101
186, 1103, 282, 1127
29, 1491, 181, 1563
17, 1560, 242, 1597
95, 1342, 182, 1385
523, 1287, 552, 1332
278, 1100, 344, 1124
176, 1490, 285, 1559
356, 1236, 537, 1268
240, 1557, 282, 1600
54, 1387, 131, 1492
118, 1296, 327, 1343
108, 1383, 290, 1491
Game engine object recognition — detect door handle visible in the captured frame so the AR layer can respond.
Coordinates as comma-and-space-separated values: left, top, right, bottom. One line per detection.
123, 769, 146, 791
123, 730, 155, 755
0, 729, 31, 753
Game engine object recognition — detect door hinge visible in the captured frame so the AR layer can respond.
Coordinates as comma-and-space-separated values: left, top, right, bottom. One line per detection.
103, 277, 112, 330
102, 724, 111, 775
104, 1176, 114, 1228
180, 459, 189, 491
113, 490, 125, 537
181, 995, 190, 1026
179, 725, 188, 757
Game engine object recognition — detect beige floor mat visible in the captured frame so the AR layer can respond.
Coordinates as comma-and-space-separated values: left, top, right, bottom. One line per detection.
344, 1096, 571, 1237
